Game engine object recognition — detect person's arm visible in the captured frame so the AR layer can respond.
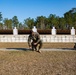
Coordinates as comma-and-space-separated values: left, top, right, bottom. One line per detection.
28, 35, 32, 48
34, 32, 41, 45
37, 33, 41, 44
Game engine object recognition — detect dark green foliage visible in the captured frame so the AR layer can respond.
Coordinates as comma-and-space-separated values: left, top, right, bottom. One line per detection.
0, 12, 3, 22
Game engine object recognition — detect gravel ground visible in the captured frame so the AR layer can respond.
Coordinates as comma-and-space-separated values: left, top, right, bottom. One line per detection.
0, 42, 76, 75
0, 51, 76, 75
0, 42, 75, 48
0, 42, 75, 51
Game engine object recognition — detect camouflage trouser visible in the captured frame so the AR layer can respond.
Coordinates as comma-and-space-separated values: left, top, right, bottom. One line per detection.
74, 43, 76, 49
31, 41, 42, 51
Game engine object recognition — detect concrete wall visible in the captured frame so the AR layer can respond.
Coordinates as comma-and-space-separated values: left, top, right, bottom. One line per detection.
40, 35, 76, 42
0, 35, 76, 43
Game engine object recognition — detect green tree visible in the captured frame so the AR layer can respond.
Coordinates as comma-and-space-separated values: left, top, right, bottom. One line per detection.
58, 17, 66, 29
3, 18, 12, 29
0, 23, 3, 29
64, 8, 76, 29
48, 14, 59, 28
0, 12, 3, 29
71, 8, 76, 28
19, 22, 24, 29
73, 13, 76, 28
0, 12, 3, 23
44, 18, 50, 29
24, 17, 34, 29
64, 12, 73, 29
35, 16, 46, 29
12, 16, 19, 28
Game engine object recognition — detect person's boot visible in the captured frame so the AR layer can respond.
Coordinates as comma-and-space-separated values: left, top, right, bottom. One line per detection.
36, 50, 41, 53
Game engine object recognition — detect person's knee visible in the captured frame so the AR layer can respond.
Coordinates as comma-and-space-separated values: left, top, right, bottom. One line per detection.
38, 43, 42, 50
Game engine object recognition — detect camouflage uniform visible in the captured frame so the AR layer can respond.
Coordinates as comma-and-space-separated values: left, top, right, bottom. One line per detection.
28, 32, 42, 52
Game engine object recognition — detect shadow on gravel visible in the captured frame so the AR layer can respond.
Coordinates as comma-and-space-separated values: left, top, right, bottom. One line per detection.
42, 48, 76, 50
6, 48, 32, 51
59, 48, 76, 50
6, 48, 76, 51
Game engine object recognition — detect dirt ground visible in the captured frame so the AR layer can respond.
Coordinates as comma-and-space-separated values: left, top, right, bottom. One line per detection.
0, 42, 76, 75
0, 51, 76, 75
0, 42, 75, 49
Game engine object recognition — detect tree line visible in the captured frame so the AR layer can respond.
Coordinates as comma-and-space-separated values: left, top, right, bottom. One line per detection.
0, 8, 76, 30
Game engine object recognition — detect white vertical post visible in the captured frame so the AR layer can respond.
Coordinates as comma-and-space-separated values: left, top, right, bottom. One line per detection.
13, 27, 18, 35
71, 27, 75, 35
32, 26, 37, 32
51, 27, 56, 35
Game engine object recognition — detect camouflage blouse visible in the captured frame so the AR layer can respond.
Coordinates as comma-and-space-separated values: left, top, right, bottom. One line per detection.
28, 32, 41, 47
